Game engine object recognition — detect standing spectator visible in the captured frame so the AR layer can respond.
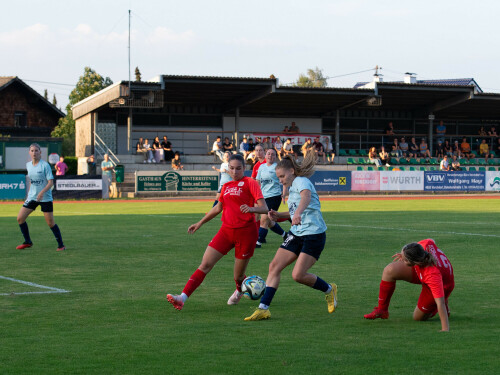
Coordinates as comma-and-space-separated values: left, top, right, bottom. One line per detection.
443, 140, 453, 157
222, 137, 235, 153
440, 155, 450, 171
379, 146, 390, 166
101, 153, 114, 199
436, 121, 446, 143
419, 139, 431, 159
86, 154, 96, 175
301, 138, 314, 157
312, 137, 326, 163
283, 138, 295, 159
460, 137, 473, 160
274, 137, 284, 160
478, 126, 487, 136
399, 137, 409, 158
212, 136, 224, 162
136, 137, 145, 154
409, 137, 419, 158
383, 121, 395, 147
369, 147, 382, 167
390, 138, 402, 158
479, 139, 493, 160
55, 156, 68, 176
324, 137, 334, 164
435, 140, 444, 159
162, 136, 174, 161
171, 152, 184, 170
289, 122, 300, 133
239, 137, 250, 159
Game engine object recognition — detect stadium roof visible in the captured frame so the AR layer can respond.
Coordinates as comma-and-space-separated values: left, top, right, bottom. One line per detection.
354, 78, 482, 92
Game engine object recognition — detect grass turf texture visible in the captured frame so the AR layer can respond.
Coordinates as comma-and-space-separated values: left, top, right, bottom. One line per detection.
0, 198, 499, 374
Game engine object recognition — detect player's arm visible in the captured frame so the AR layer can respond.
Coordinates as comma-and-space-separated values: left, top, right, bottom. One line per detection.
435, 297, 449, 331
268, 209, 290, 221
241, 198, 268, 214
188, 202, 222, 234
37, 179, 54, 201
291, 189, 311, 226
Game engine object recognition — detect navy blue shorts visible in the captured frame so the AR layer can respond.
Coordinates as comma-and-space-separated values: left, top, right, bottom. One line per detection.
280, 231, 326, 260
23, 200, 53, 212
265, 195, 282, 211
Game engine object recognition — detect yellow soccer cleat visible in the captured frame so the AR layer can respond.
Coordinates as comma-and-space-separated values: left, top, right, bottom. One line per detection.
326, 283, 338, 313
244, 308, 271, 321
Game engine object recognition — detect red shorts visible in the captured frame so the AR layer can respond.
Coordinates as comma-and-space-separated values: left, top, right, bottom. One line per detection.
411, 268, 454, 315
208, 223, 258, 260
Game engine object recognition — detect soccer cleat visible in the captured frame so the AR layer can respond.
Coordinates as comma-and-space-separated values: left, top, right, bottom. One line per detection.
227, 290, 244, 305
57, 246, 66, 252
364, 307, 389, 320
326, 283, 338, 313
255, 241, 262, 248
244, 308, 271, 321
167, 294, 184, 311
16, 242, 33, 250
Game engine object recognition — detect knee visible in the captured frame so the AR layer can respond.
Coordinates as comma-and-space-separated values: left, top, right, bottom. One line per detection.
291, 269, 306, 284
382, 263, 397, 279
17, 216, 24, 225
199, 263, 214, 274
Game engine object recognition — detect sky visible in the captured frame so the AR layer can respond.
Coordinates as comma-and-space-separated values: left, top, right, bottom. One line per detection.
1, 0, 500, 112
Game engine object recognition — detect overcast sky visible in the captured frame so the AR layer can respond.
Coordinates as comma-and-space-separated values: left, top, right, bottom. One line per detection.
1, 0, 499, 112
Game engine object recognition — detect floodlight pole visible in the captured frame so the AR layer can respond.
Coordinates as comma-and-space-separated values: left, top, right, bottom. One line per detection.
428, 113, 435, 156
127, 9, 132, 153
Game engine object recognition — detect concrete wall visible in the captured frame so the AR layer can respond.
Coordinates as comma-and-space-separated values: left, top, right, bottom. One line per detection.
75, 113, 93, 157
223, 116, 322, 134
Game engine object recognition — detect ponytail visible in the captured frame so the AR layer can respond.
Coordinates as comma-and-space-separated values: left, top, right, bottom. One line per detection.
402, 242, 437, 267
276, 150, 317, 178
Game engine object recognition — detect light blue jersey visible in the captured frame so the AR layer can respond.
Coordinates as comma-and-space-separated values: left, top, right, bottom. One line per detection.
256, 163, 282, 199
219, 162, 231, 188
287, 176, 327, 236
101, 161, 114, 177
26, 159, 53, 203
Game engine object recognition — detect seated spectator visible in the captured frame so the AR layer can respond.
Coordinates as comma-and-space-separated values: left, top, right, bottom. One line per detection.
312, 137, 326, 163
399, 137, 409, 158
212, 136, 224, 161
439, 155, 450, 171
478, 126, 487, 136
450, 160, 461, 171
86, 154, 96, 175
379, 146, 390, 166
369, 147, 382, 167
262, 136, 273, 151
324, 137, 335, 164
301, 138, 314, 157
144, 138, 154, 163
435, 140, 444, 159
452, 140, 462, 158
390, 138, 402, 158
443, 140, 453, 157
162, 136, 174, 161
479, 139, 493, 160
171, 152, 184, 170
248, 138, 256, 153
460, 137, 473, 160
255, 136, 263, 145
289, 122, 300, 133
136, 137, 146, 154
419, 138, 431, 159
488, 126, 498, 138
151, 139, 161, 163
282, 125, 289, 133
222, 137, 236, 153
409, 137, 419, 158
239, 137, 250, 159
283, 138, 296, 159
55, 156, 68, 176
274, 137, 284, 160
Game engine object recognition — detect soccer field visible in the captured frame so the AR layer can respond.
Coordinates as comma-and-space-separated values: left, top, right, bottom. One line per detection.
0, 197, 499, 374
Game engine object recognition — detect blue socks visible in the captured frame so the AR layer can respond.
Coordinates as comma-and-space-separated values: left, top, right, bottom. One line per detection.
270, 222, 285, 236
19, 222, 32, 244
312, 276, 330, 293
260, 286, 277, 308
50, 224, 64, 248
258, 227, 268, 243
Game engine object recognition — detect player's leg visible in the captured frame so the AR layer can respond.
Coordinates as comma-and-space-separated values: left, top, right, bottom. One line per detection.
16, 205, 34, 249
42, 204, 65, 251
413, 285, 436, 321
364, 260, 414, 319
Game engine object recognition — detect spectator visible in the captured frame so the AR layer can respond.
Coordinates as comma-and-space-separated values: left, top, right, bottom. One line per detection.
443, 140, 453, 157
171, 152, 184, 170
274, 137, 284, 160
435, 140, 444, 159
136, 137, 145, 154
289, 122, 300, 133
390, 138, 402, 158
379, 146, 390, 166
255, 137, 263, 145
239, 137, 250, 159
368, 147, 382, 167
282, 138, 295, 159
399, 137, 409, 158
262, 136, 273, 151
86, 154, 96, 175
488, 126, 498, 138
460, 137, 473, 160
452, 140, 462, 159
436, 120, 446, 142
282, 125, 289, 133
301, 138, 314, 157
409, 137, 419, 158
478, 126, 487, 136
162, 136, 174, 161
222, 137, 236, 153
419, 138, 431, 159
450, 160, 461, 171
101, 153, 114, 199
383, 121, 395, 147
248, 138, 256, 153
479, 139, 493, 160
497, 138, 500, 154
151, 141, 160, 163
212, 136, 224, 162
55, 156, 68, 176
324, 137, 334, 164
143, 138, 154, 163
312, 137, 326, 163
439, 155, 450, 171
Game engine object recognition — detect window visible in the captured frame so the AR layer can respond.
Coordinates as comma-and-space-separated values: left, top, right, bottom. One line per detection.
14, 111, 27, 127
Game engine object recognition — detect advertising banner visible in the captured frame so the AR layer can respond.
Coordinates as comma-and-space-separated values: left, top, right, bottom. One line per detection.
351, 171, 380, 191
380, 171, 424, 191
0, 174, 26, 200
246, 133, 331, 145
485, 171, 500, 191
136, 171, 219, 193
424, 171, 485, 191
53, 176, 103, 199
310, 171, 351, 192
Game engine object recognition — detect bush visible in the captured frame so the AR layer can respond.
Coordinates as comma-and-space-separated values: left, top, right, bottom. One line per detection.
64, 156, 78, 175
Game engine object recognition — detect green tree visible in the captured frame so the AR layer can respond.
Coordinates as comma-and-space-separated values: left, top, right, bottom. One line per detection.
294, 67, 328, 88
135, 67, 142, 82
44, 89, 48, 100
52, 94, 57, 107
51, 67, 113, 156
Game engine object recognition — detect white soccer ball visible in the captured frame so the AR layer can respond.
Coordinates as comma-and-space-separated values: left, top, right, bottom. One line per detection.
241, 275, 266, 300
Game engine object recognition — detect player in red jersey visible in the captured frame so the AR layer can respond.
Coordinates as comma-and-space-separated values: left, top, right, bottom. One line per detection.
364, 239, 454, 331
251, 144, 266, 179
166, 154, 269, 311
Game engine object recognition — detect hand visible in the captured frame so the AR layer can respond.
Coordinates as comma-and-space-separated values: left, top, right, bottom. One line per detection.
36, 192, 44, 201
212, 166, 216, 170
392, 253, 404, 262
240, 204, 252, 213
291, 213, 301, 226
188, 222, 202, 234
268, 209, 279, 221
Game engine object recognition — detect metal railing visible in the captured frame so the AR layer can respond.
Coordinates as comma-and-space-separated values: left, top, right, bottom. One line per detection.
94, 132, 120, 166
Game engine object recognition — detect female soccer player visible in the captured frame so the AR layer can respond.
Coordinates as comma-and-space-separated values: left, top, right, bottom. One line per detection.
255, 148, 287, 248
16, 143, 65, 251
251, 144, 266, 178
244, 152, 337, 321
364, 239, 454, 331
167, 154, 269, 311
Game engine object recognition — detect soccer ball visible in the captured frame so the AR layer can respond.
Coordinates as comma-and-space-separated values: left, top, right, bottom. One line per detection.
241, 275, 266, 300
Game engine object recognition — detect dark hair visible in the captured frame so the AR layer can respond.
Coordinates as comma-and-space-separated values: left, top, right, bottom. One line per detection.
402, 243, 436, 267
228, 153, 245, 167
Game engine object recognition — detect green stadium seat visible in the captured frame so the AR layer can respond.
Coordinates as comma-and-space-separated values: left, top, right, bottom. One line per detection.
398, 167, 406, 171
419, 158, 428, 165
430, 158, 439, 165
468, 167, 476, 171
359, 149, 368, 156
478, 167, 486, 171
419, 167, 426, 171
491, 151, 497, 158
459, 158, 469, 165
471, 150, 478, 157
378, 167, 385, 171
339, 149, 348, 156
347, 158, 355, 165
487, 158, 496, 165
409, 158, 418, 165
488, 167, 497, 171
390, 158, 399, 165
348, 149, 358, 156
399, 158, 409, 165
358, 158, 367, 165
477, 158, 486, 165
409, 167, 416, 171
356, 166, 364, 171
429, 166, 437, 171
367, 166, 374, 171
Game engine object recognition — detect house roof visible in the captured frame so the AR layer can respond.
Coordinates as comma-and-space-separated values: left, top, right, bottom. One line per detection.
354, 78, 482, 92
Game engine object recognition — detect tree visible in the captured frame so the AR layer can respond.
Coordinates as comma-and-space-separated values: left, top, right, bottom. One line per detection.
51, 67, 113, 155
294, 67, 328, 88
135, 67, 142, 82
44, 89, 48, 100
52, 94, 57, 107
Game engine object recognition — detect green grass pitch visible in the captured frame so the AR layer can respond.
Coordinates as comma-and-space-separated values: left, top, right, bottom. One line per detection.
0, 197, 499, 374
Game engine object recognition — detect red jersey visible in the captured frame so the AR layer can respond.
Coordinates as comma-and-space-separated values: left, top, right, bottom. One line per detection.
251, 160, 266, 178
414, 239, 455, 299
219, 177, 263, 228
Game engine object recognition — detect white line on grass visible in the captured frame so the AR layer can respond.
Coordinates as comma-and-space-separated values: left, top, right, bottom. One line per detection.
326, 224, 500, 238
0, 275, 70, 296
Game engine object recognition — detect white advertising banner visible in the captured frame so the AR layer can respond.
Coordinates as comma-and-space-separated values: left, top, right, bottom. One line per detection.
485, 171, 500, 191
56, 179, 103, 190
380, 171, 424, 191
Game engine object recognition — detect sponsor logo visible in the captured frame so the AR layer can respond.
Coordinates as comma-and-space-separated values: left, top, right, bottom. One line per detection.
224, 186, 243, 196
238, 181, 244, 186
426, 174, 445, 183
56, 179, 102, 190
0, 181, 25, 190
339, 177, 346, 185
490, 176, 500, 187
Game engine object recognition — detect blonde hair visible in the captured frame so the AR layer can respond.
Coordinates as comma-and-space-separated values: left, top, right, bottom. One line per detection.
276, 151, 317, 178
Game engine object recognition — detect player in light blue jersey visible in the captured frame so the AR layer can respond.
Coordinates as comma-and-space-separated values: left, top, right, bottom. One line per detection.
16, 143, 65, 251
255, 148, 287, 248
245, 151, 337, 321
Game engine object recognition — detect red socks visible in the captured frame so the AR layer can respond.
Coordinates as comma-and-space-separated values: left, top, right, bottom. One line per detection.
182, 269, 207, 297
378, 280, 396, 310
235, 275, 246, 293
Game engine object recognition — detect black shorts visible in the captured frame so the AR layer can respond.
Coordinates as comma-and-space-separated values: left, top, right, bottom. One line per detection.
23, 200, 53, 212
280, 232, 326, 260
265, 195, 282, 212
